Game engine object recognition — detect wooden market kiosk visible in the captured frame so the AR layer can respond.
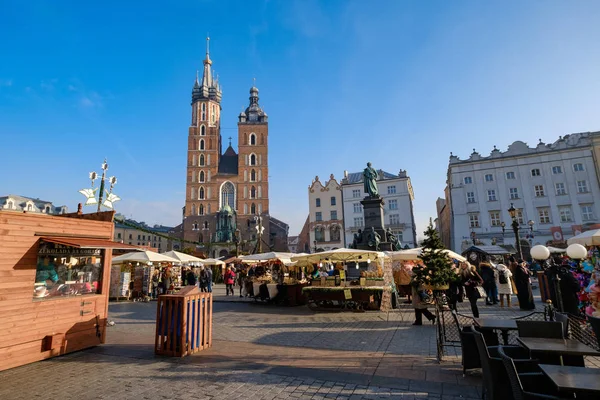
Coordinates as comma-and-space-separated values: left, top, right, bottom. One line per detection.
0, 208, 141, 371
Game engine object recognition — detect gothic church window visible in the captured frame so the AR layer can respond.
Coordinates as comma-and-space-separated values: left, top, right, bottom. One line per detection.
221, 181, 235, 209
199, 187, 205, 200
250, 154, 257, 166
251, 203, 256, 215
201, 125, 206, 135
199, 139, 205, 150
199, 171, 205, 182
199, 204, 204, 215
200, 154, 205, 166
201, 103, 206, 120
251, 169, 256, 181
250, 186, 256, 199
250, 133, 256, 145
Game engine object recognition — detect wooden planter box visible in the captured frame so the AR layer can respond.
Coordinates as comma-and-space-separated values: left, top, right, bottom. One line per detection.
155, 286, 212, 357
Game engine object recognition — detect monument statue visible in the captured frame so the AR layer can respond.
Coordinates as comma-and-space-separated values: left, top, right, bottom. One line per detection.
351, 229, 363, 249
363, 162, 379, 197
366, 227, 381, 250
386, 228, 402, 251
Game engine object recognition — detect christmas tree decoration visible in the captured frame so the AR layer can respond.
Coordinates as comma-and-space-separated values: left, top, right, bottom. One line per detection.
412, 219, 457, 289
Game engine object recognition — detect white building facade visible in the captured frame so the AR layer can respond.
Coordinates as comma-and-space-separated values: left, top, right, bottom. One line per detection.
445, 133, 600, 254
341, 169, 417, 248
0, 194, 68, 214
308, 174, 344, 252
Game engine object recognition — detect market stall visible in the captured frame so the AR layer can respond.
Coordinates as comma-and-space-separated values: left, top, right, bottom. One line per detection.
0, 209, 142, 371
291, 248, 394, 312
111, 250, 180, 299
239, 252, 309, 306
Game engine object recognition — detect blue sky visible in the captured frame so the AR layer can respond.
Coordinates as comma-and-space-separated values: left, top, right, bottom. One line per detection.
1, 1, 600, 239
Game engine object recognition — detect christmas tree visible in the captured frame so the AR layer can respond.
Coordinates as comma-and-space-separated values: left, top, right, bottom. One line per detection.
412, 219, 457, 288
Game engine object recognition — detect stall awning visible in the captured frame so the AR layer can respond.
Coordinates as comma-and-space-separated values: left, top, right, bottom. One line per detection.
40, 236, 143, 250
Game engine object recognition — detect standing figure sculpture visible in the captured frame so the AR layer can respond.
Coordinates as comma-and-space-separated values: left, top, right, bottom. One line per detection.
386, 228, 402, 251
367, 227, 381, 250
363, 162, 379, 197
352, 229, 363, 249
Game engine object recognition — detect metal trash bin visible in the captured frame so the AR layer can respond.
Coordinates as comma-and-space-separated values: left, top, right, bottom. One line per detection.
155, 286, 212, 357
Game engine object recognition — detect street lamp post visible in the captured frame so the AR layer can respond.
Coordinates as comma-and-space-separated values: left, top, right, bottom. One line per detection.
508, 203, 523, 260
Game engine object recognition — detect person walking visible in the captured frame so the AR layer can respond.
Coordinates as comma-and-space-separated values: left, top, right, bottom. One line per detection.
495, 263, 513, 307
224, 266, 236, 296
459, 262, 483, 318
513, 260, 535, 310
186, 267, 197, 286
199, 267, 207, 292
411, 285, 436, 325
205, 266, 213, 293
480, 262, 497, 305
237, 268, 247, 298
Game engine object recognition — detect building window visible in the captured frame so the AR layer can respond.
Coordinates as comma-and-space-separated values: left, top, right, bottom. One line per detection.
199, 171, 205, 182
129, 234, 132, 239
330, 225, 340, 241
221, 181, 235, 208
250, 154, 257, 166
559, 207, 572, 222
531, 169, 541, 177
330, 196, 336, 206
485, 174, 494, 182
466, 192, 476, 203
487, 190, 497, 201
516, 210, 524, 225
490, 211, 501, 226
538, 208, 551, 224
201, 103, 206, 120
250, 203, 256, 214
352, 189, 361, 198
200, 125, 206, 135
250, 186, 256, 199
199, 154, 205, 166
577, 180, 588, 193
464, 176, 472, 184
388, 199, 398, 210
353, 203, 361, 213
552, 166, 563, 174
506, 171, 515, 179
199, 139, 205, 150
314, 227, 325, 242
250, 169, 256, 181
354, 217, 363, 227
509, 188, 519, 199
315, 212, 322, 221
555, 183, 567, 195
250, 133, 256, 145
137, 235, 141, 240
117, 233, 122, 239
534, 185, 545, 197
573, 163, 585, 172
389, 214, 400, 225
330, 210, 337, 220
199, 187, 205, 199
316, 198, 321, 207
387, 185, 396, 194
469, 214, 480, 228
581, 205, 594, 221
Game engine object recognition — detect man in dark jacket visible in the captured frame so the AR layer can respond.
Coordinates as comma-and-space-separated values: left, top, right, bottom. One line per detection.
186, 268, 197, 286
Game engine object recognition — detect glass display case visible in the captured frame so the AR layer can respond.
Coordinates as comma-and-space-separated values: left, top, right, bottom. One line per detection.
33, 241, 104, 301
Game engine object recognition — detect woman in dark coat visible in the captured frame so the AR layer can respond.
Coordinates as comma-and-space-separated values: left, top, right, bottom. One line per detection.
558, 264, 581, 315
479, 262, 497, 305
513, 260, 535, 310
458, 262, 483, 318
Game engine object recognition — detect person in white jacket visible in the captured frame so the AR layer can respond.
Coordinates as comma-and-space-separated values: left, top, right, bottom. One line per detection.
495, 263, 513, 307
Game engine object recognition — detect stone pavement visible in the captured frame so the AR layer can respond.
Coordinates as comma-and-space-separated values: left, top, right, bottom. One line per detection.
2, 282, 595, 399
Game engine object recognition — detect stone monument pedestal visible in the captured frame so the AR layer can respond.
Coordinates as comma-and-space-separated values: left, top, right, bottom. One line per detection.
354, 196, 392, 251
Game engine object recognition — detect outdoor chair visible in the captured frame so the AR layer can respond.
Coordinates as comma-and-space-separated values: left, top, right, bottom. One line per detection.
497, 346, 572, 400
471, 326, 539, 400
451, 310, 480, 375
516, 320, 565, 365
553, 312, 569, 339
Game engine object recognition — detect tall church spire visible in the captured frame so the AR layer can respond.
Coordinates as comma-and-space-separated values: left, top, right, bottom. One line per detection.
191, 36, 222, 104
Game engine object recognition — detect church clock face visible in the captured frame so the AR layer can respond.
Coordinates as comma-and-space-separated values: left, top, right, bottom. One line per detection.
469, 252, 478, 262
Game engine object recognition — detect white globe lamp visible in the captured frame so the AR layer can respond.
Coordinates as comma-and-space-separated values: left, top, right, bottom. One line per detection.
530, 245, 550, 261
566, 243, 587, 260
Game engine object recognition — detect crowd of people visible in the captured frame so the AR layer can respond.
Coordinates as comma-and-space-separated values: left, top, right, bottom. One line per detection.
409, 256, 537, 325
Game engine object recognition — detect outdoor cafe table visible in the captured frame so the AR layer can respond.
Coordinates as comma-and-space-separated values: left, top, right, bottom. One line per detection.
517, 338, 600, 366
474, 318, 517, 345
539, 364, 600, 398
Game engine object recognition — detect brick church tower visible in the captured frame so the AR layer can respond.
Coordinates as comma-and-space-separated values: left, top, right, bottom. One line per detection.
182, 38, 276, 256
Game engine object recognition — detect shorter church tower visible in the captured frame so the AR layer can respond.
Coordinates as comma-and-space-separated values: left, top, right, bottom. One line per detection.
237, 84, 269, 217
